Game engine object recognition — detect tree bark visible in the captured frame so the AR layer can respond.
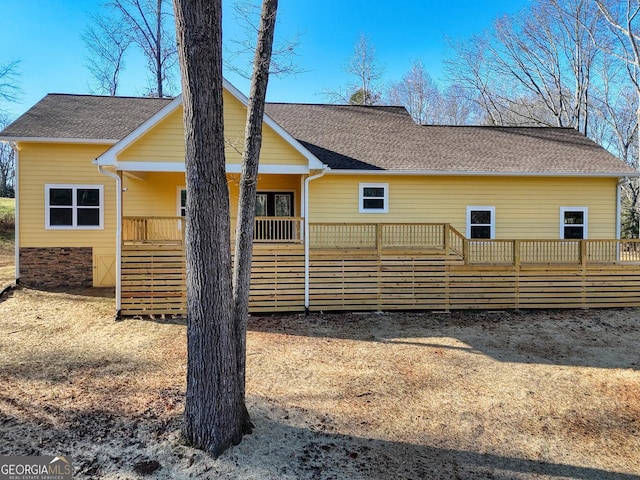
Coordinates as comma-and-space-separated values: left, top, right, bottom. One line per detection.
232, 0, 278, 433
174, 0, 243, 457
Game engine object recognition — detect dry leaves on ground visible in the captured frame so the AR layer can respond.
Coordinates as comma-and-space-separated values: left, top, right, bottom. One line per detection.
0, 287, 639, 479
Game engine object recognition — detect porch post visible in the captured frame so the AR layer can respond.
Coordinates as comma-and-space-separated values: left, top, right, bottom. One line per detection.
96, 164, 123, 316
304, 168, 327, 312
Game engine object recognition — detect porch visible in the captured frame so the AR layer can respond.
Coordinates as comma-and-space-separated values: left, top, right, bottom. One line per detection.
120, 217, 640, 316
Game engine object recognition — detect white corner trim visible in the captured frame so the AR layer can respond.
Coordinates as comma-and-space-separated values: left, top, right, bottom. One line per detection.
114, 161, 310, 174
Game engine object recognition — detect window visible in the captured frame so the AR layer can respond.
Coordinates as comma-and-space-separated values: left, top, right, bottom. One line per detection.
359, 183, 388, 213
45, 185, 103, 229
466, 206, 495, 239
256, 192, 293, 217
560, 207, 588, 239
178, 188, 186, 217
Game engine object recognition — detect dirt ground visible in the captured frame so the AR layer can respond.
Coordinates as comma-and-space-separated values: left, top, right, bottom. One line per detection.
0, 284, 639, 480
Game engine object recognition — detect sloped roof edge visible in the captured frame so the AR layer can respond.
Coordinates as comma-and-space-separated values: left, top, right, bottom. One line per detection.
96, 79, 327, 171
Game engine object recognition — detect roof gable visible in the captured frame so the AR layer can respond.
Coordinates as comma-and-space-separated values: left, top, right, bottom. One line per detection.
97, 79, 326, 172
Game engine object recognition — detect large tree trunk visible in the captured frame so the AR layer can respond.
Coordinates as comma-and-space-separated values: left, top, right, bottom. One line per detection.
174, 0, 244, 457
232, 0, 278, 432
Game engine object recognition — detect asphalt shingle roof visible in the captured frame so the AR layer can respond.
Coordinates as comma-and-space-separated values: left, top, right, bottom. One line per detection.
265, 103, 637, 175
0, 94, 172, 141
1, 94, 635, 176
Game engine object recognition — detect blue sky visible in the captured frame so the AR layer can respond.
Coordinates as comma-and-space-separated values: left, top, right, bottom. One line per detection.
1, 0, 531, 118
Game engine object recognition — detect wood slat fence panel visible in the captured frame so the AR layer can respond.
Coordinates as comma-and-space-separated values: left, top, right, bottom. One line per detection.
120, 224, 640, 316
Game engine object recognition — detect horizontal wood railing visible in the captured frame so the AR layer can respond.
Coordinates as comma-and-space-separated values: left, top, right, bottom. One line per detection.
309, 223, 464, 252
123, 216, 303, 243
123, 217, 183, 242
466, 239, 640, 265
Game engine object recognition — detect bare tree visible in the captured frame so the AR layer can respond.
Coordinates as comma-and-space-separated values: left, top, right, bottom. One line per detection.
0, 61, 21, 104
225, 0, 300, 79
386, 61, 442, 124
83, 15, 132, 95
324, 33, 383, 105
174, 0, 278, 457
0, 116, 14, 197
85, 0, 177, 97
447, 0, 601, 134
232, 0, 278, 435
593, 0, 640, 237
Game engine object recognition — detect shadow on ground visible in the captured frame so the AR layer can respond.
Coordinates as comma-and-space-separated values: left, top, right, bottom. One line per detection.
248, 308, 640, 370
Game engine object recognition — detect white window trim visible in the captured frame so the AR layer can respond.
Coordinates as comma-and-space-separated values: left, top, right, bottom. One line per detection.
466, 206, 496, 239
560, 206, 588, 239
45, 184, 104, 230
177, 186, 186, 217
359, 183, 389, 214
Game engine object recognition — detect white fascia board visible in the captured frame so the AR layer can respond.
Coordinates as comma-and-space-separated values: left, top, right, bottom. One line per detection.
222, 78, 326, 171
325, 169, 640, 178
226, 163, 310, 174
116, 161, 185, 172
96, 95, 184, 166
0, 137, 118, 145
116, 161, 311, 174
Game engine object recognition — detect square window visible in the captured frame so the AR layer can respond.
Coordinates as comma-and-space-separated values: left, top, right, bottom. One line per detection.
49, 188, 72, 206
359, 183, 388, 213
45, 185, 103, 229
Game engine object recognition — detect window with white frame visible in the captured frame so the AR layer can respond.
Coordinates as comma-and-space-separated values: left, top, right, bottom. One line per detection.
466, 206, 495, 239
560, 207, 587, 239
359, 183, 388, 213
45, 184, 104, 229
178, 187, 187, 216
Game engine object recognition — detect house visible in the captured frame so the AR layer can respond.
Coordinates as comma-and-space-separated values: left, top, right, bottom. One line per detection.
2, 80, 639, 315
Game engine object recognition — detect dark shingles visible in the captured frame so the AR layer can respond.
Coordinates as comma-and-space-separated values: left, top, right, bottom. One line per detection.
2, 95, 635, 176
0, 94, 172, 140
265, 103, 637, 175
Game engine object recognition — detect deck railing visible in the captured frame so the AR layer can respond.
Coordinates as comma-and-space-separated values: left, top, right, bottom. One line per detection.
465, 238, 640, 265
123, 217, 183, 242
122, 218, 640, 266
254, 217, 303, 242
309, 223, 460, 251
123, 216, 303, 243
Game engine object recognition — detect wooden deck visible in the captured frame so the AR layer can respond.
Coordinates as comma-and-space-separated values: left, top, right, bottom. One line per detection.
120, 219, 640, 316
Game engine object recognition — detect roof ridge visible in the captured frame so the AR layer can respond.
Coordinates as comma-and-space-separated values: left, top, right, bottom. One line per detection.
45, 93, 174, 100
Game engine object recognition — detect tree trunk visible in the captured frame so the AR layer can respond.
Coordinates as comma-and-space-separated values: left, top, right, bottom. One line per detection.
156, 0, 163, 97
174, 0, 243, 457
232, 0, 278, 433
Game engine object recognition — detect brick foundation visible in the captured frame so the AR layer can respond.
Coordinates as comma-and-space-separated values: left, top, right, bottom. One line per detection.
19, 247, 93, 288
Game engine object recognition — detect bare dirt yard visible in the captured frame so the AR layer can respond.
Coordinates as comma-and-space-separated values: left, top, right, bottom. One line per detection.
0, 286, 639, 479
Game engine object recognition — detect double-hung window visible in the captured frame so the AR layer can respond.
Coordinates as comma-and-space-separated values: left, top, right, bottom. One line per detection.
45, 184, 103, 229
359, 183, 388, 213
466, 206, 495, 239
178, 187, 187, 217
560, 207, 587, 239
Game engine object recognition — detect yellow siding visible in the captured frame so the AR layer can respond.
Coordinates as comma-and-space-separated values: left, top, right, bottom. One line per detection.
308, 175, 618, 239
124, 172, 302, 219
18, 142, 117, 286
119, 90, 308, 166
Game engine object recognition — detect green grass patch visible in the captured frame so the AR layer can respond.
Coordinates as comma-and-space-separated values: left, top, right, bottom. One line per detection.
0, 197, 15, 236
